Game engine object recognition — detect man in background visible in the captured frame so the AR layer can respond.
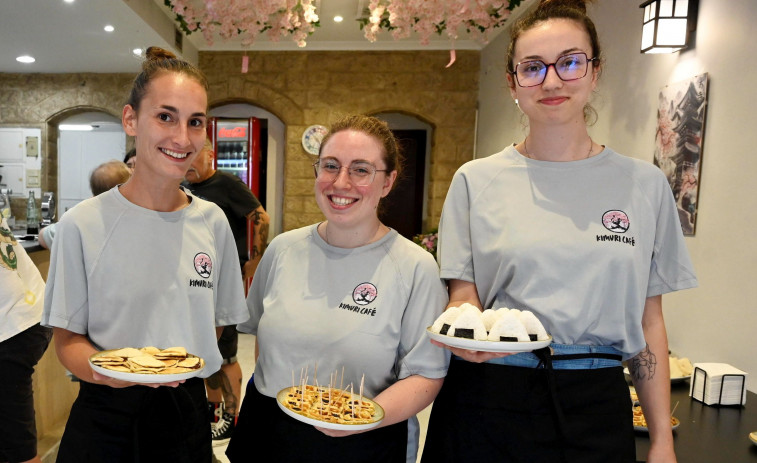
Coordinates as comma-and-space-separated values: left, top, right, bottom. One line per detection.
38, 160, 131, 250
123, 148, 136, 172
184, 139, 270, 445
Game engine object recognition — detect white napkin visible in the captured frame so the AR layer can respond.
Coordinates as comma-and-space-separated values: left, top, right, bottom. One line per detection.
689, 363, 748, 406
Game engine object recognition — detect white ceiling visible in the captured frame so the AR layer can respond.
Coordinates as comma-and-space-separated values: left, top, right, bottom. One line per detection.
0, 0, 528, 74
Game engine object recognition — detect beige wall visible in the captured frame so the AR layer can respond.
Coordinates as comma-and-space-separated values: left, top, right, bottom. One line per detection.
477, 0, 757, 391
0, 50, 479, 232
200, 50, 479, 231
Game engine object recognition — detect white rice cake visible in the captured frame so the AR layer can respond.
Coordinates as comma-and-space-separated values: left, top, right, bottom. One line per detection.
448, 308, 488, 341
487, 310, 530, 342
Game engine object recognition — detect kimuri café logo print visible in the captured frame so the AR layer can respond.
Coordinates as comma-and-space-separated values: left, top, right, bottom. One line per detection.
339, 283, 378, 317
190, 252, 214, 289
597, 210, 635, 247
353, 283, 377, 305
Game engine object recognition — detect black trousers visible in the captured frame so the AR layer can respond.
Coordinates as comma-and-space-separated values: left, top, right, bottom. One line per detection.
227, 378, 408, 463
56, 377, 211, 463
421, 357, 635, 463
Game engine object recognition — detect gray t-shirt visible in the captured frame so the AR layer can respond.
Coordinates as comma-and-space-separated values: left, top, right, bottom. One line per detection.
239, 224, 450, 398
439, 145, 697, 359
41, 187, 249, 377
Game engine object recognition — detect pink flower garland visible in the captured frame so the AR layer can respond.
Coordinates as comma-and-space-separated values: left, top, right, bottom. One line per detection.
165, 0, 320, 47
363, 0, 523, 46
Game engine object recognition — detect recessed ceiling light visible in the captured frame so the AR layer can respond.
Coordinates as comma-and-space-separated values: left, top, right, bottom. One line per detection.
104, 25, 115, 32
63, 0, 75, 3
333, 15, 344, 23
132, 48, 143, 56
16, 55, 35, 64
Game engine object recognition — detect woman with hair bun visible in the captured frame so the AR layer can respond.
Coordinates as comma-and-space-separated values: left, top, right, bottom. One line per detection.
421, 1, 697, 462
41, 47, 248, 462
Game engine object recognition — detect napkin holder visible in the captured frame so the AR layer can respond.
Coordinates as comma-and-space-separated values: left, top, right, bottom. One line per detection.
690, 366, 746, 407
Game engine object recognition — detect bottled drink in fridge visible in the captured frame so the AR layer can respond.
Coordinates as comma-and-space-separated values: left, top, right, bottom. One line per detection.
26, 191, 39, 235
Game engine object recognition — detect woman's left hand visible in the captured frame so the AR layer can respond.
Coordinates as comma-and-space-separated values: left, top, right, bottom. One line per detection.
430, 339, 512, 363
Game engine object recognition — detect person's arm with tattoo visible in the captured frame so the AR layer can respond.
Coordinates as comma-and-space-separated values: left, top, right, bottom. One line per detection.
628, 295, 676, 463
242, 205, 270, 282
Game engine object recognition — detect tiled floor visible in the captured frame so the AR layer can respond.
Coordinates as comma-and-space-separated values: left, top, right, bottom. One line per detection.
212, 333, 431, 463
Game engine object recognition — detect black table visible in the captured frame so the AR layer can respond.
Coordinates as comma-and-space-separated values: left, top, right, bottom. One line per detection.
634, 382, 757, 462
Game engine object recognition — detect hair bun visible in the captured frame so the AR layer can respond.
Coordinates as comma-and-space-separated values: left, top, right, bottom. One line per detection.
538, 0, 595, 14
144, 46, 177, 63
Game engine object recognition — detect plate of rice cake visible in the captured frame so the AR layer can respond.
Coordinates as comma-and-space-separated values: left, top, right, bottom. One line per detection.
426, 303, 552, 353
277, 385, 385, 431
89, 346, 205, 383
632, 405, 680, 432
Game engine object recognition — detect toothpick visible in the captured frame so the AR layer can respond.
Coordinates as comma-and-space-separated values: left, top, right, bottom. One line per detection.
359, 373, 365, 405
671, 400, 680, 417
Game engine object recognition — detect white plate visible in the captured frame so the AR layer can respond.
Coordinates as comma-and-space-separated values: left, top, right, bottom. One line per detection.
88, 350, 205, 384
276, 387, 384, 431
426, 327, 551, 353
624, 367, 691, 383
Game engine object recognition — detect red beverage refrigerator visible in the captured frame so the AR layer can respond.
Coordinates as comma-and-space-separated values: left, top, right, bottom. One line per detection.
207, 117, 262, 295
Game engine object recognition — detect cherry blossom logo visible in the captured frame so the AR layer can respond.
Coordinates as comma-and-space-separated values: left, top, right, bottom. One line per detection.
194, 252, 212, 278
352, 283, 378, 306
602, 210, 630, 233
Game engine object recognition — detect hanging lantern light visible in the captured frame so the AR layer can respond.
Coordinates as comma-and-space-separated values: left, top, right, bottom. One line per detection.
639, 0, 699, 54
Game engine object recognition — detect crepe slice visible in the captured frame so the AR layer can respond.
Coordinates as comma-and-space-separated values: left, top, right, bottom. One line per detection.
154, 346, 187, 358
448, 308, 488, 340
91, 355, 126, 364
140, 346, 161, 355
487, 310, 531, 342
518, 311, 549, 341
177, 357, 201, 368
109, 347, 144, 358
129, 355, 167, 369
430, 306, 462, 335
480, 309, 501, 332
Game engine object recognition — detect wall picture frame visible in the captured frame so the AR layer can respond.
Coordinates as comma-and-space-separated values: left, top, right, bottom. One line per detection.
653, 73, 709, 236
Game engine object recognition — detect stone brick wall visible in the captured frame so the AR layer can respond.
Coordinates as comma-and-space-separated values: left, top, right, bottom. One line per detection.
0, 73, 133, 217
0, 49, 479, 230
200, 50, 480, 232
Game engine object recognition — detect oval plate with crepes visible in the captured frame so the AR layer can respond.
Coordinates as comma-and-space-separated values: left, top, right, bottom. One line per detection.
426, 327, 552, 353
276, 386, 384, 431
89, 346, 205, 383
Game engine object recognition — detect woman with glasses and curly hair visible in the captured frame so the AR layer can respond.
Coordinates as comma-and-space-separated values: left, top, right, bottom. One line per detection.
227, 114, 449, 463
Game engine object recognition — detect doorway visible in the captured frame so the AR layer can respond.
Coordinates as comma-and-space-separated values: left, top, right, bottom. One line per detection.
209, 103, 285, 239
375, 113, 432, 240
57, 112, 125, 213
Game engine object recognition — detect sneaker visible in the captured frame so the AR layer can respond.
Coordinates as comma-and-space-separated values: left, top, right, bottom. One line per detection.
211, 411, 236, 446
208, 401, 224, 424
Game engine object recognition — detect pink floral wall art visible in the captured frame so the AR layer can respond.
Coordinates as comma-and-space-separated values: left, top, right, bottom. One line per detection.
653, 73, 709, 236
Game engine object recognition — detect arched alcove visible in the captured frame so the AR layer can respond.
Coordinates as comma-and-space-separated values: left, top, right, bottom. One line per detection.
209, 102, 286, 238
373, 112, 435, 237
46, 107, 124, 215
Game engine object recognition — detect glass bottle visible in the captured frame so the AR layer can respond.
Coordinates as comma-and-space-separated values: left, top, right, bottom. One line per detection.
26, 191, 39, 235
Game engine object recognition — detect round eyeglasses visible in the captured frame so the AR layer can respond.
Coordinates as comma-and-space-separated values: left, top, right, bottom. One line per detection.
312, 159, 389, 187
511, 52, 599, 88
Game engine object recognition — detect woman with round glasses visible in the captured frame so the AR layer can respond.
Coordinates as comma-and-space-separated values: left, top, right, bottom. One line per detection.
422, 1, 697, 462
227, 114, 449, 462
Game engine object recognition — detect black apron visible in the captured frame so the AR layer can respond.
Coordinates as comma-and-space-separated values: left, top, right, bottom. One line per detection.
56, 377, 210, 463
227, 378, 408, 463
421, 356, 635, 463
